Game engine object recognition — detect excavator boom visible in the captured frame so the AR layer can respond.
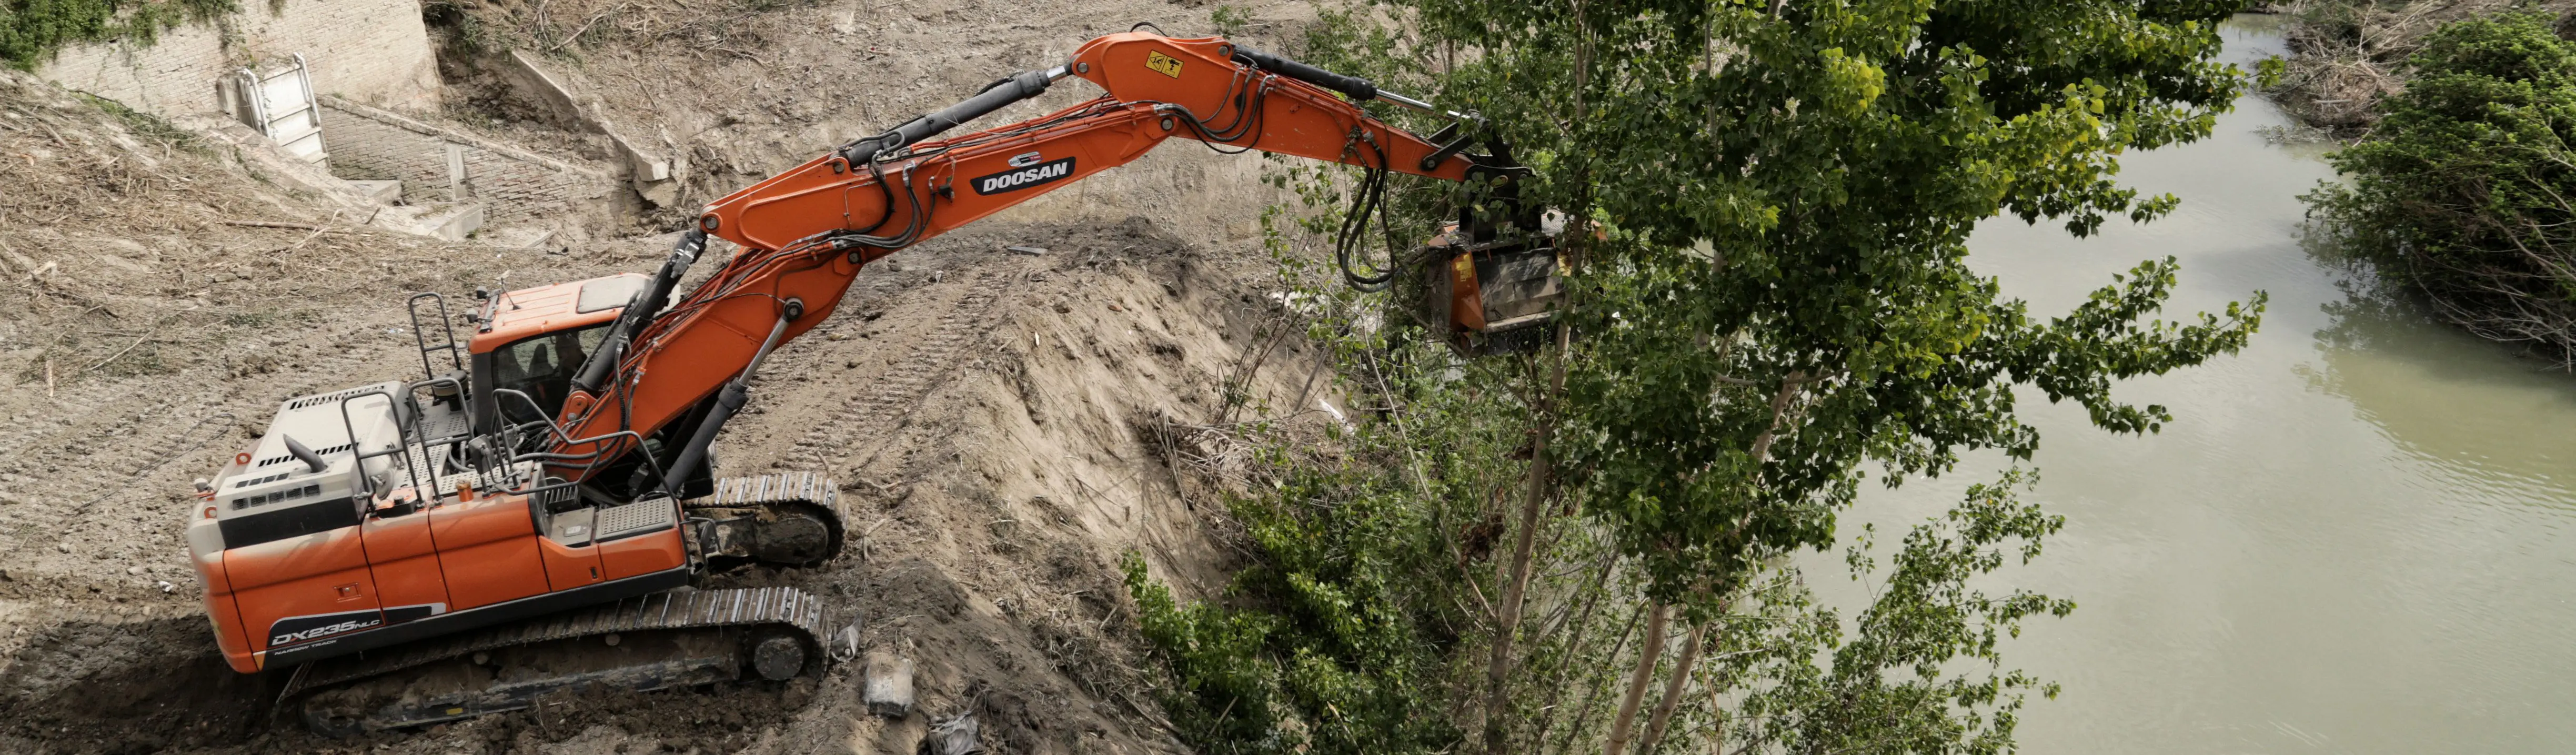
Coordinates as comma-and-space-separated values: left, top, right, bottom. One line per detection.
548, 32, 1521, 489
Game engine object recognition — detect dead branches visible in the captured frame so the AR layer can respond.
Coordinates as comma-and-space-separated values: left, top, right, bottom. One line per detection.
2270, 0, 2459, 132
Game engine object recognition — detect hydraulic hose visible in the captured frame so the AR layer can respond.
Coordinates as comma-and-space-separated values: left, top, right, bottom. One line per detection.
572, 229, 706, 395
840, 65, 1072, 165
1229, 46, 1377, 103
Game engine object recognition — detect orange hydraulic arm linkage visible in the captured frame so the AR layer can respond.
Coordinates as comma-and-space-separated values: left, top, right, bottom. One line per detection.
546, 31, 1504, 494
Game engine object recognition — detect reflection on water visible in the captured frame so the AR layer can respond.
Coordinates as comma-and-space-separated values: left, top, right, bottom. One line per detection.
2309, 287, 2576, 509
1820, 16, 2576, 755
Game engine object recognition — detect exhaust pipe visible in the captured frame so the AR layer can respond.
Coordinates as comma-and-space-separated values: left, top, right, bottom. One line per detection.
281, 434, 330, 474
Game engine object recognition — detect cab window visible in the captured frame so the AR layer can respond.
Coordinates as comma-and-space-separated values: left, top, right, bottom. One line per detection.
491, 323, 611, 426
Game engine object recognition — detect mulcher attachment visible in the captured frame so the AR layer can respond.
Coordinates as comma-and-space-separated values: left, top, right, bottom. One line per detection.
291, 586, 837, 736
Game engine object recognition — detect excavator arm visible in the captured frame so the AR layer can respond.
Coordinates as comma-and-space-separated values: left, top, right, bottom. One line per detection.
546, 32, 1520, 491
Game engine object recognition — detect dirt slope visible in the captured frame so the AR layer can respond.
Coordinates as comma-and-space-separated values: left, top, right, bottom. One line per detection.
444, 0, 1321, 245
0, 3, 1353, 744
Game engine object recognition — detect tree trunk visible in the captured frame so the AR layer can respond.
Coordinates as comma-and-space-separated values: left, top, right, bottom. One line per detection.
1602, 602, 1671, 755
1636, 619, 1709, 754
1481, 318, 1572, 753
1486, 4, 1595, 748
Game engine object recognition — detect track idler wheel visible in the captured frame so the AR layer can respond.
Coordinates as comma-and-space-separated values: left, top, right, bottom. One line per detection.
751, 505, 836, 567
746, 627, 812, 681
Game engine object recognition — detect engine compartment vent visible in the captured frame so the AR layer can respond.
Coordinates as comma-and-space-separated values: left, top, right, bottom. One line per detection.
257, 442, 356, 468
287, 387, 376, 410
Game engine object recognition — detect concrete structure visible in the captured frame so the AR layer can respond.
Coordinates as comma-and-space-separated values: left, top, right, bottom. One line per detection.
35, 0, 439, 119
320, 97, 617, 227
504, 51, 676, 206
36, 0, 631, 238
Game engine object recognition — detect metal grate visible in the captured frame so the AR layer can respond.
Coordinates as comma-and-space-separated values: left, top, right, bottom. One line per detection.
596, 498, 678, 540
258, 442, 353, 468
287, 387, 374, 410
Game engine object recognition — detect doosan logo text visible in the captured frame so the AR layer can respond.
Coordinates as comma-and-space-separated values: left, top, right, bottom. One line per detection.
971, 157, 1075, 196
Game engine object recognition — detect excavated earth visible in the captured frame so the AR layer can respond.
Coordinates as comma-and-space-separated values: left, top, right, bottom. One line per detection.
0, 1, 1357, 751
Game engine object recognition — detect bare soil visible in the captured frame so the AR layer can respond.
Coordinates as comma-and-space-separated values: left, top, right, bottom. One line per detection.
0, 0, 1359, 751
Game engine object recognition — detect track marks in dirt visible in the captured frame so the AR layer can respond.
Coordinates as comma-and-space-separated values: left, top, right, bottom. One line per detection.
784, 267, 1014, 474
0, 320, 391, 467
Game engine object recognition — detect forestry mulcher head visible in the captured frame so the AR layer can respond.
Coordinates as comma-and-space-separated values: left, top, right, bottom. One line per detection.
1418, 217, 1564, 354
1332, 123, 1564, 354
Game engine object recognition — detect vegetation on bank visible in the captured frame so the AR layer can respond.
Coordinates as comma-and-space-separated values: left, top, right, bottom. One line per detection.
0, 0, 235, 71
2263, 1, 2576, 134
2307, 12, 2576, 363
1125, 2, 2266, 754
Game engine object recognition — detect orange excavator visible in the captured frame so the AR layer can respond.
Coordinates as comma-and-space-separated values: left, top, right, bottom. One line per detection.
187, 29, 1558, 733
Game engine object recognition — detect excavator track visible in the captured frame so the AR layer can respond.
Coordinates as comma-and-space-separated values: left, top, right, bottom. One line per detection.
686, 471, 849, 567
286, 586, 836, 736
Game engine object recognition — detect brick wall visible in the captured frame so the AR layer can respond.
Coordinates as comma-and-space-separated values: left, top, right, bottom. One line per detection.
36, 0, 439, 118
320, 97, 617, 227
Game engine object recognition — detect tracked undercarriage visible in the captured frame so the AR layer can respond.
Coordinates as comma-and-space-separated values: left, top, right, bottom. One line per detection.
289, 585, 839, 734
261, 472, 853, 735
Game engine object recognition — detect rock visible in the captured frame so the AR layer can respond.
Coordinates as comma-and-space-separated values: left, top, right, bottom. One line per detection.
925, 711, 980, 755
863, 650, 915, 718
157, 580, 175, 593
55, 542, 69, 553
126, 565, 144, 575
1004, 245, 1047, 256
830, 615, 863, 663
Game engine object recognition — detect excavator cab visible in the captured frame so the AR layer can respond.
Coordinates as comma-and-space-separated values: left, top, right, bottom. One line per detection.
451, 273, 723, 501
460, 274, 648, 438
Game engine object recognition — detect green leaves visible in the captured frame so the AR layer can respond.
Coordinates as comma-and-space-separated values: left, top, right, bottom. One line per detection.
1736, 471, 2071, 755
0, 0, 235, 71
1420, 0, 2257, 749
1129, 3, 2263, 753
1120, 342, 1514, 754
2306, 11, 2576, 356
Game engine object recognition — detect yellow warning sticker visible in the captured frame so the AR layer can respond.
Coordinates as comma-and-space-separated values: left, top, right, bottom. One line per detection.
1145, 51, 1184, 78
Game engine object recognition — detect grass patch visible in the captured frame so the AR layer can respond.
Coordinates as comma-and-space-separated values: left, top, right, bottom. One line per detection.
72, 90, 201, 150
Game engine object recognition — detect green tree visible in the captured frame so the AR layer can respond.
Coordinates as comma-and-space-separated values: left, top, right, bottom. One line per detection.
2305, 11, 2576, 362
1128, 2, 2265, 754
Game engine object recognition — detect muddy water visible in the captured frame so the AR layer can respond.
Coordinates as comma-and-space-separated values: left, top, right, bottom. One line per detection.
1828, 18, 2576, 753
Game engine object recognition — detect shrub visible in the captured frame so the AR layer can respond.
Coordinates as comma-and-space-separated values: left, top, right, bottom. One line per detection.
2307, 11, 2576, 361
0, 0, 236, 72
